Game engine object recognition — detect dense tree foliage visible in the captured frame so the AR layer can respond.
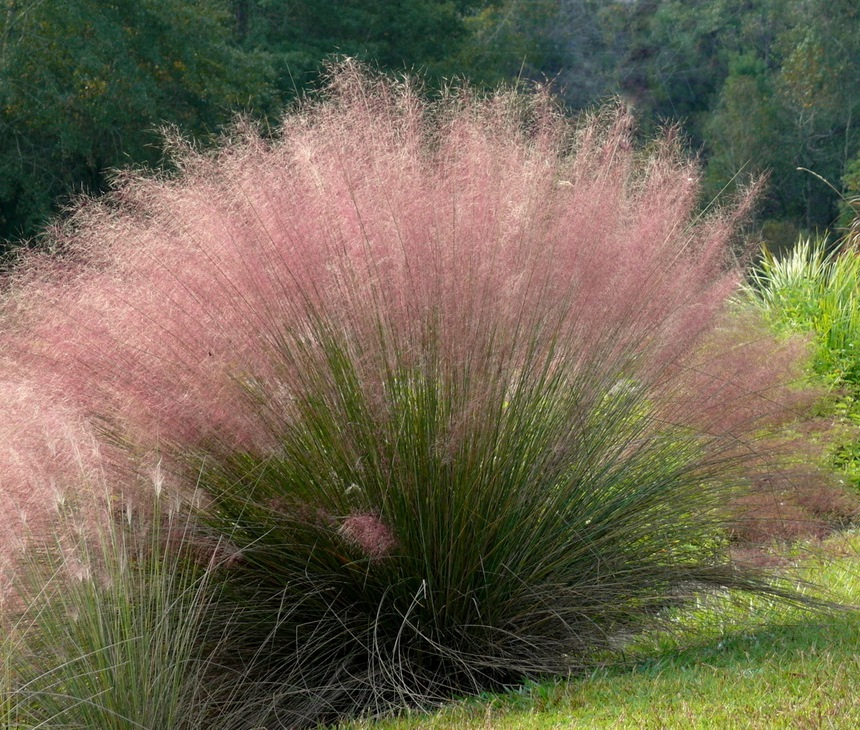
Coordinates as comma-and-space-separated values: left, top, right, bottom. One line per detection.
232, 0, 482, 96
0, 0, 273, 243
475, 0, 860, 239
1, 0, 858, 247
456, 0, 619, 108
609, 0, 859, 236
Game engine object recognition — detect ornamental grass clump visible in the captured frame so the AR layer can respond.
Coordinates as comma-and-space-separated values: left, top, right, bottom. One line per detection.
747, 237, 860, 388
0, 63, 823, 724
0, 494, 221, 729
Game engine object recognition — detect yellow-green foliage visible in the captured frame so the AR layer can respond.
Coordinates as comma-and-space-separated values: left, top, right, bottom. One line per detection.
747, 238, 860, 387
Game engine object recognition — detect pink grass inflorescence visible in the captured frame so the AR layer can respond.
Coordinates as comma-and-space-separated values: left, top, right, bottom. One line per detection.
0, 62, 835, 606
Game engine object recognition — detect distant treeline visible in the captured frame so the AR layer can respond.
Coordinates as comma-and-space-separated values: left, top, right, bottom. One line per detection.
2, 0, 858, 249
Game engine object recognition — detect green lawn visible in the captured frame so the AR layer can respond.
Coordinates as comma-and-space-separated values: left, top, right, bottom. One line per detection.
344, 533, 860, 729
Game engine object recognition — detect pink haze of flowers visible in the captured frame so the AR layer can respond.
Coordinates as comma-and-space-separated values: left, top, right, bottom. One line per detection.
0, 64, 809, 588
339, 513, 399, 560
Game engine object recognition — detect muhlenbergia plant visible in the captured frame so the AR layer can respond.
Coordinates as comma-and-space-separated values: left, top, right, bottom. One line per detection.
0, 63, 826, 725
0, 490, 223, 729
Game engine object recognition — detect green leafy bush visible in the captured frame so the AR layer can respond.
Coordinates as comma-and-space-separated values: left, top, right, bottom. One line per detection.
745, 236, 860, 493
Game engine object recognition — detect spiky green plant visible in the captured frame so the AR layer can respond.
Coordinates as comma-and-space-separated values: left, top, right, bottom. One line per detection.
746, 238, 860, 388
745, 236, 860, 493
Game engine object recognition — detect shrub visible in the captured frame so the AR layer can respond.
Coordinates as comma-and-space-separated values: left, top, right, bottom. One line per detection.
0, 63, 824, 724
745, 236, 860, 496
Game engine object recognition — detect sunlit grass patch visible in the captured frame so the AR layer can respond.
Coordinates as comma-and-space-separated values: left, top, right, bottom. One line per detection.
342, 533, 860, 729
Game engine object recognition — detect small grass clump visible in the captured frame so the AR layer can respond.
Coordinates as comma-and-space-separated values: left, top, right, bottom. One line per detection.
0, 494, 221, 729
0, 63, 835, 725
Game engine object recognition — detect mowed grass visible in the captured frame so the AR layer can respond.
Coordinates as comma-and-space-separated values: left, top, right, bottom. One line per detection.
344, 532, 860, 729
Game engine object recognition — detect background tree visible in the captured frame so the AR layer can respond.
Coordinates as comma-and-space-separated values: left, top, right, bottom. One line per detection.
701, 55, 783, 207
456, 0, 618, 109
0, 0, 273, 244
231, 0, 483, 99
606, 0, 860, 239
2, 0, 859, 249
773, 0, 860, 229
